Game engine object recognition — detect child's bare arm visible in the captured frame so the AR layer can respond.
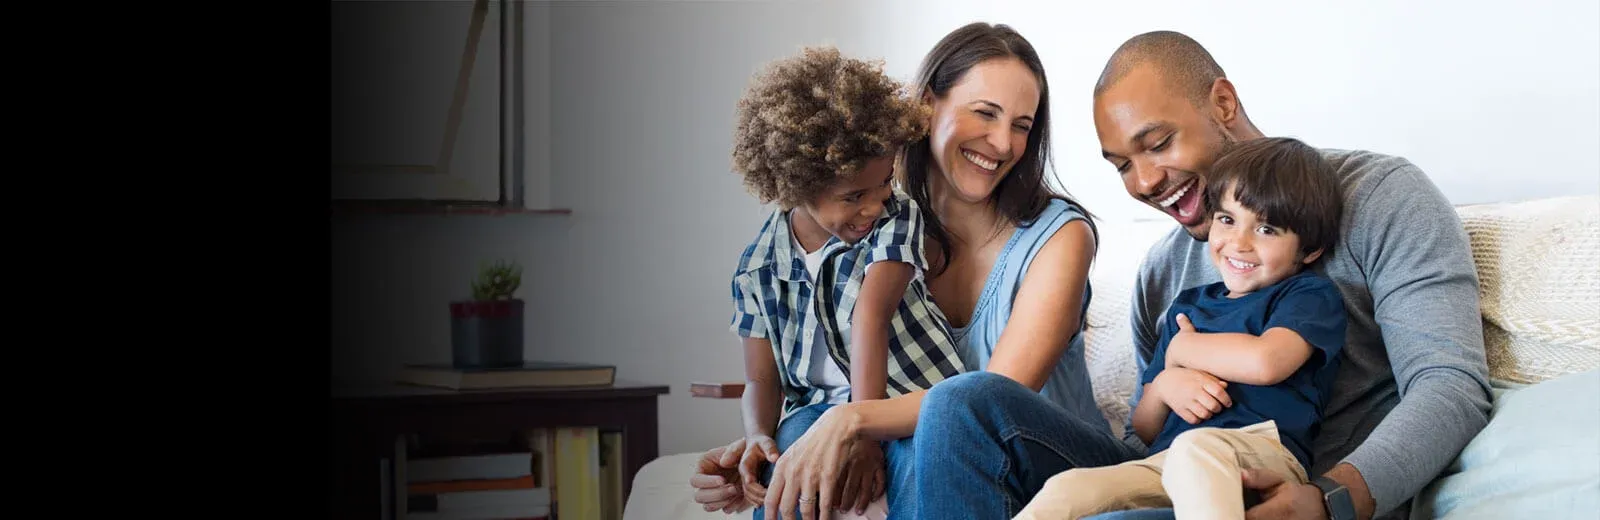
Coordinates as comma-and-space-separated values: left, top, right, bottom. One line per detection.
1129, 382, 1170, 445
1164, 314, 1314, 386
1133, 367, 1234, 444
849, 261, 913, 402
740, 337, 783, 439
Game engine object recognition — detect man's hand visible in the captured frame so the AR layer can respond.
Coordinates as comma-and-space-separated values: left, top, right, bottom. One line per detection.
1242, 468, 1328, 520
1153, 366, 1233, 424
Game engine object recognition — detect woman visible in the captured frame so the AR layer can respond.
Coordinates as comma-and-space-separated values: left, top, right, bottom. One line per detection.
692, 22, 1124, 520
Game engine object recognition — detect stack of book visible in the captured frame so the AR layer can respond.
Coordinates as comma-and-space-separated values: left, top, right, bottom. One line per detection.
393, 435, 550, 515
384, 428, 626, 520
400, 442, 549, 520
380, 360, 628, 519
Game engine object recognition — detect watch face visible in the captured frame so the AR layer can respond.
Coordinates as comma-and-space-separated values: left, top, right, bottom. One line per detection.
1313, 478, 1356, 520
1326, 488, 1356, 520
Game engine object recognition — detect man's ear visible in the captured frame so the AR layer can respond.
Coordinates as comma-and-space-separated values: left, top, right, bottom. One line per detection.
1300, 247, 1325, 266
1209, 77, 1242, 129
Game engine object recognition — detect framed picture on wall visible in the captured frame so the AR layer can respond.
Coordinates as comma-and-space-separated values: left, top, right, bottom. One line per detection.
330, 0, 537, 209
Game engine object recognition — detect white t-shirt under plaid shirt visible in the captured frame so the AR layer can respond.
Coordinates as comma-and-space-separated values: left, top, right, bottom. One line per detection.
728, 188, 968, 421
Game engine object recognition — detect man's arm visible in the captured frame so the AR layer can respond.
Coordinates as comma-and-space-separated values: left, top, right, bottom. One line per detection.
848, 261, 913, 402
1331, 163, 1494, 519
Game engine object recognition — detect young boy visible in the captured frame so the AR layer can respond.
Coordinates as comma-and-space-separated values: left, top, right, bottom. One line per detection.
1015, 137, 1348, 520
725, 46, 967, 517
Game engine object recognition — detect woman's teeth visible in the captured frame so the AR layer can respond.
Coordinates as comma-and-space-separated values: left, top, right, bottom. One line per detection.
962, 150, 998, 170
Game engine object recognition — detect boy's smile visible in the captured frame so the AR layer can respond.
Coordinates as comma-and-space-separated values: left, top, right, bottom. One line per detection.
791, 155, 897, 252
1207, 188, 1323, 298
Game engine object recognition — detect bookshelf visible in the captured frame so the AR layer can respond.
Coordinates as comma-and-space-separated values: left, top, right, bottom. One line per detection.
331, 381, 669, 520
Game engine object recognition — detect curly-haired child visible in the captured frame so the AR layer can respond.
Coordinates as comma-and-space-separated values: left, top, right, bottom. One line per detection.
725, 46, 968, 519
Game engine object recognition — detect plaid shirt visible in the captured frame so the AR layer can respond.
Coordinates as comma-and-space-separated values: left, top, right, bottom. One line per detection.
729, 189, 967, 420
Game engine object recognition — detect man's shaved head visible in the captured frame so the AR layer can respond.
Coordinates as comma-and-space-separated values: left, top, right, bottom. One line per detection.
1092, 30, 1261, 240
1095, 30, 1225, 107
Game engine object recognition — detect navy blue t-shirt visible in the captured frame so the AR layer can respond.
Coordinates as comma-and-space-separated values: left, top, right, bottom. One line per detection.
1139, 269, 1347, 471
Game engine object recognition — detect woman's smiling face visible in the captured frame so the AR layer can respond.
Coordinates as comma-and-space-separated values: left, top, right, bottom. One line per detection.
925, 57, 1040, 204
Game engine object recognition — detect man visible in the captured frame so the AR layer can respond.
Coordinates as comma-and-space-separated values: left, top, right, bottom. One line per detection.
1093, 31, 1493, 520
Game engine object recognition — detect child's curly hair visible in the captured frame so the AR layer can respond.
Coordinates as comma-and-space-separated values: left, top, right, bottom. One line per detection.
732, 46, 931, 208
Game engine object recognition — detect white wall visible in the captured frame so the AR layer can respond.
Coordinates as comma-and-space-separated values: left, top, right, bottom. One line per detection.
332, 0, 1600, 457
852, 0, 1600, 224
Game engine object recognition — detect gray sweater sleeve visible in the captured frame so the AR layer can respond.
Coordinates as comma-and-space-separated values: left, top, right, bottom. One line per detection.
1342, 164, 1494, 516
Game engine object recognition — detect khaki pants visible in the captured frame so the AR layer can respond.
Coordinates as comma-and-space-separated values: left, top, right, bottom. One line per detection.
1013, 420, 1309, 520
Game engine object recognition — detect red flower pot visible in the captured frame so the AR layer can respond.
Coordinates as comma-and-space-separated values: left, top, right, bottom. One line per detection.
449, 299, 524, 368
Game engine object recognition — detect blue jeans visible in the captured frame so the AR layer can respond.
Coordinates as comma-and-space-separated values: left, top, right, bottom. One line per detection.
754, 403, 916, 520
895, 371, 1163, 520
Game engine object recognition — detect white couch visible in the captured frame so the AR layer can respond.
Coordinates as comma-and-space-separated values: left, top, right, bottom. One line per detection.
625, 195, 1600, 520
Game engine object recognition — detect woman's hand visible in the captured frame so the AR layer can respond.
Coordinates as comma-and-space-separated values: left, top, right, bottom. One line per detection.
689, 438, 753, 513
833, 440, 885, 516
763, 404, 865, 520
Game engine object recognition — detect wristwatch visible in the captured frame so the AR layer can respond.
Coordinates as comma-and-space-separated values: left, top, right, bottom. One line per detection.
1313, 476, 1357, 520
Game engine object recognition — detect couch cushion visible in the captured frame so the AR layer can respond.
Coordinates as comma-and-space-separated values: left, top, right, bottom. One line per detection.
1456, 195, 1600, 385
1409, 367, 1600, 519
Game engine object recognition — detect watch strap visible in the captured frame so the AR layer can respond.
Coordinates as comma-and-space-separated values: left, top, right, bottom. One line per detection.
1312, 476, 1356, 520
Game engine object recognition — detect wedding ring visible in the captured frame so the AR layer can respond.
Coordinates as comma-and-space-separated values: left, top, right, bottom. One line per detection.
798, 496, 816, 504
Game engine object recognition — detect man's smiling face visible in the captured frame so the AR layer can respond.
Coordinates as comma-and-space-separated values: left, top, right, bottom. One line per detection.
1094, 65, 1234, 240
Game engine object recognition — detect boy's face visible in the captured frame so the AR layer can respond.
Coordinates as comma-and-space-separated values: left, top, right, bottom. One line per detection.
803, 155, 896, 244
1206, 188, 1323, 298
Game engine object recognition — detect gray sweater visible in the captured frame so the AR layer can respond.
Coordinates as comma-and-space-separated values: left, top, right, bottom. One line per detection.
1123, 148, 1494, 519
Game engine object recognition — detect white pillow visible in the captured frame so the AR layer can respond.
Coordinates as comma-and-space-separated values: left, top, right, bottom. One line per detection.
1410, 367, 1600, 519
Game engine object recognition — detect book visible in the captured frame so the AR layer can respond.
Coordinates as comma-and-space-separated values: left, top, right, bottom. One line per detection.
689, 381, 745, 398
405, 452, 533, 483
598, 432, 624, 520
398, 361, 616, 390
408, 487, 551, 511
554, 427, 602, 520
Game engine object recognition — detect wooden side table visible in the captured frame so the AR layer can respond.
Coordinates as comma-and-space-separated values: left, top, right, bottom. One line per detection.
330, 380, 669, 519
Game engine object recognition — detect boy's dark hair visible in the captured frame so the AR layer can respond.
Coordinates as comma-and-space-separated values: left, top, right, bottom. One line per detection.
731, 46, 929, 209
1203, 137, 1344, 264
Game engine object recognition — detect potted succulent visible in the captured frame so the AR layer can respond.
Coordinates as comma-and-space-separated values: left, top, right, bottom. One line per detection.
449, 259, 526, 368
